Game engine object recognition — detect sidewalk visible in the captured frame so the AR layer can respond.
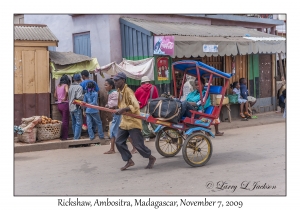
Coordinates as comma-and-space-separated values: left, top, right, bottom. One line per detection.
219, 111, 285, 131
14, 111, 285, 153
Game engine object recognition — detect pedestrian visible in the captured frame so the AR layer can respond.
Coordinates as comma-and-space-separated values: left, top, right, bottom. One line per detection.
277, 78, 286, 113
134, 76, 159, 142
80, 70, 100, 132
80, 70, 100, 93
112, 72, 156, 171
230, 81, 251, 118
104, 78, 121, 154
83, 81, 107, 140
54, 75, 72, 140
68, 74, 84, 140
279, 89, 286, 118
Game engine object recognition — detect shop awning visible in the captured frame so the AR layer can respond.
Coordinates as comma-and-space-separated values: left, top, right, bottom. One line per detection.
120, 17, 286, 57
49, 51, 92, 65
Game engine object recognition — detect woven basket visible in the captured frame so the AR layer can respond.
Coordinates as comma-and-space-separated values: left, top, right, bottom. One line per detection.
36, 122, 62, 141
18, 128, 37, 144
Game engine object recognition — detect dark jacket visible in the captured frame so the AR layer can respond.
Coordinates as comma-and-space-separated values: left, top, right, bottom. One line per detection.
240, 84, 248, 100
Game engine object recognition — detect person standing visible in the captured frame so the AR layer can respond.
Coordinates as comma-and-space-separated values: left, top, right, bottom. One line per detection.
279, 89, 286, 118
134, 76, 159, 141
80, 70, 100, 132
112, 72, 156, 171
68, 74, 84, 140
83, 81, 106, 140
104, 78, 121, 154
80, 70, 100, 93
54, 75, 71, 140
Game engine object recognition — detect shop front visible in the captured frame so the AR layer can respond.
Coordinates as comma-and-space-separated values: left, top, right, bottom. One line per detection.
119, 17, 286, 113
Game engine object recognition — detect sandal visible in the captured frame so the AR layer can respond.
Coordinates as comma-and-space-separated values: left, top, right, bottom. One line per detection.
244, 112, 251, 117
240, 113, 246, 118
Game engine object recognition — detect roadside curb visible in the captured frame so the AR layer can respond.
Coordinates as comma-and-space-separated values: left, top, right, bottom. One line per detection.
14, 113, 286, 153
14, 138, 110, 153
221, 119, 285, 131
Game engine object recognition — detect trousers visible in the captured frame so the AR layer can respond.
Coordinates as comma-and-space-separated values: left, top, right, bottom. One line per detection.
115, 128, 151, 161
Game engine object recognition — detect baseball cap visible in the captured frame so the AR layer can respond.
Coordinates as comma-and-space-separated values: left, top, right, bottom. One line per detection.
113, 72, 127, 80
73, 73, 81, 81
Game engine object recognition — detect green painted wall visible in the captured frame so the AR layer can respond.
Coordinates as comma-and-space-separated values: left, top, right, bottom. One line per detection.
248, 54, 259, 98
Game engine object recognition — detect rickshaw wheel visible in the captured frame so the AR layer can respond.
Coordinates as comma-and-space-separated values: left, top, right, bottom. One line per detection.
155, 127, 183, 157
182, 132, 213, 167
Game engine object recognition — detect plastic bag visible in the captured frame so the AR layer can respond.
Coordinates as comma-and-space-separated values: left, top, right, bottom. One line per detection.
227, 94, 238, 104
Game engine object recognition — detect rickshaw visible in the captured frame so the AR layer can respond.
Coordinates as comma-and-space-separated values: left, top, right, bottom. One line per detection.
73, 60, 233, 167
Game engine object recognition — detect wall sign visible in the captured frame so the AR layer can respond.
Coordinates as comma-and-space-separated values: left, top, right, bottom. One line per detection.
154, 36, 174, 56
156, 57, 169, 81
203, 44, 218, 53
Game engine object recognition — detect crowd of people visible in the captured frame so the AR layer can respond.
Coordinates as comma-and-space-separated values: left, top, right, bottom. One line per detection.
54, 71, 158, 170
55, 69, 272, 170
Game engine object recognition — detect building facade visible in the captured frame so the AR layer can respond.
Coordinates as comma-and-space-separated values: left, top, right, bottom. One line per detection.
24, 14, 286, 114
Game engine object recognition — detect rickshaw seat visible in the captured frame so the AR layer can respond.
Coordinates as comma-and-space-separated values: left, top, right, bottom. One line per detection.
205, 106, 214, 114
204, 86, 222, 94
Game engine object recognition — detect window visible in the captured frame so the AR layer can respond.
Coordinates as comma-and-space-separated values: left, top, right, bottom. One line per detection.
73, 32, 91, 57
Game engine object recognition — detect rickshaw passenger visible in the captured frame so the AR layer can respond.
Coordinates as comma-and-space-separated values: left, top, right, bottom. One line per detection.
180, 77, 210, 118
181, 77, 224, 136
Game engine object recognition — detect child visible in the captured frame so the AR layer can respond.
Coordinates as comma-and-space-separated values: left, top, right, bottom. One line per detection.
104, 78, 121, 154
230, 81, 251, 118
239, 78, 257, 114
83, 81, 106, 140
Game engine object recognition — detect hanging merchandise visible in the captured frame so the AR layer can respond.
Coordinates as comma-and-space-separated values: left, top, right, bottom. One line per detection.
95, 57, 155, 81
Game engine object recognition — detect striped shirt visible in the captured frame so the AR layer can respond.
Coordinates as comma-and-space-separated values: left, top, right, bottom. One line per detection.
68, 82, 84, 112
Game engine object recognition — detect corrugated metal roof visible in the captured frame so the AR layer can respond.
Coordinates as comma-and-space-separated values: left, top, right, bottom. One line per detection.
49, 51, 92, 65
182, 14, 285, 26
14, 24, 59, 42
121, 17, 280, 38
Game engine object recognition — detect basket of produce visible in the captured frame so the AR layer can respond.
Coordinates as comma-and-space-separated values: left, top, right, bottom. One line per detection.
36, 116, 62, 141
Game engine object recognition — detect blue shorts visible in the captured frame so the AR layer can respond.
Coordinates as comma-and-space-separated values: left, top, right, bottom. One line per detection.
110, 114, 121, 138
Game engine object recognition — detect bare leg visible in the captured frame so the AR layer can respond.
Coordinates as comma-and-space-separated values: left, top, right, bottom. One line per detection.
240, 103, 244, 113
240, 103, 245, 118
214, 124, 224, 136
145, 155, 156, 169
104, 137, 116, 154
245, 101, 249, 110
128, 137, 137, 154
121, 158, 135, 171
244, 101, 251, 117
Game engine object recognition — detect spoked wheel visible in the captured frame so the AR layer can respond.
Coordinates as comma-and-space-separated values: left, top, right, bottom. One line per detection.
155, 127, 184, 157
182, 132, 213, 167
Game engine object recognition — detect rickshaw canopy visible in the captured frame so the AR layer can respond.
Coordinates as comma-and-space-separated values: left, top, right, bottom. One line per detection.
172, 60, 233, 79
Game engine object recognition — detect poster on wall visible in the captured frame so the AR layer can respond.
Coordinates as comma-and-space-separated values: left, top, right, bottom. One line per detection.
154, 36, 174, 56
157, 57, 169, 81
